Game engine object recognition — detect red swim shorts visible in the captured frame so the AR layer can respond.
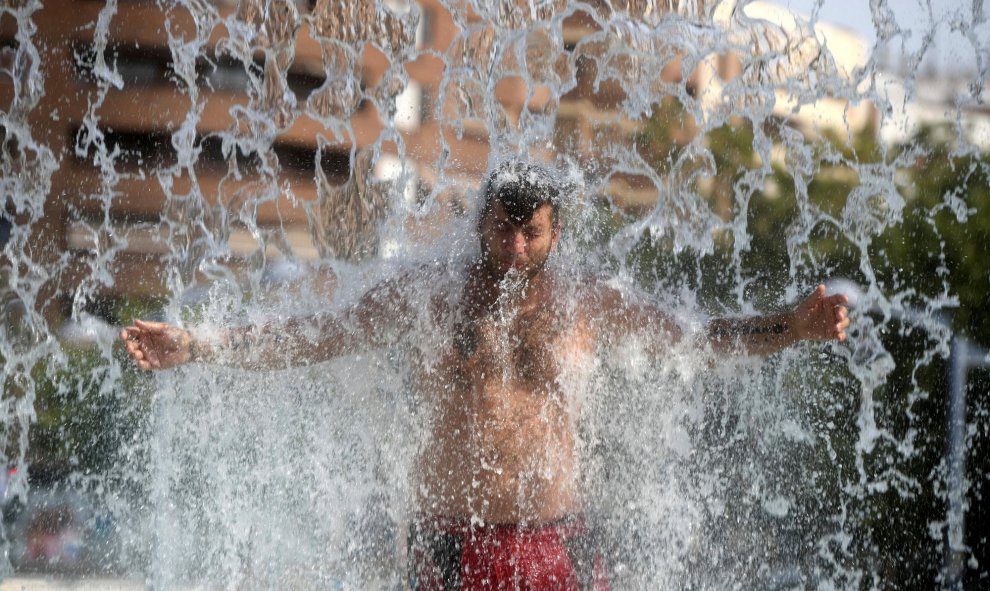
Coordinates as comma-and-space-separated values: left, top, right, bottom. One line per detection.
407, 514, 609, 590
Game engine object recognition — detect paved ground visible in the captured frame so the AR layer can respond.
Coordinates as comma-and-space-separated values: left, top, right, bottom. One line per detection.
0, 577, 143, 590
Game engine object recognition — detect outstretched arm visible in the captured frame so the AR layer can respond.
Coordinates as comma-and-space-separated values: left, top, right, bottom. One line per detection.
588, 284, 685, 348
706, 285, 850, 355
588, 283, 849, 357
120, 279, 412, 371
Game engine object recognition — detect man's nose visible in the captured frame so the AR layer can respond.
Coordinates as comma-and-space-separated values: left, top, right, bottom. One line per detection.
507, 231, 526, 253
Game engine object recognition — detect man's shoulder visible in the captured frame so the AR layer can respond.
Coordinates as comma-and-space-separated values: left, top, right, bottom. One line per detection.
376, 259, 467, 306
555, 270, 622, 301
386, 258, 454, 285
541, 270, 625, 317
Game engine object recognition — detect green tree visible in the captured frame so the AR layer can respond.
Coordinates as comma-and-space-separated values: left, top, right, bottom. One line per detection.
629, 99, 989, 586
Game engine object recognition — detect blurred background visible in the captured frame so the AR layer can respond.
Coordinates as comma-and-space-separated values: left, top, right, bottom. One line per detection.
0, 0, 988, 587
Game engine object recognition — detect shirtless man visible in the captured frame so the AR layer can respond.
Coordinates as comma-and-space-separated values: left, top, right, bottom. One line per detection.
121, 160, 850, 590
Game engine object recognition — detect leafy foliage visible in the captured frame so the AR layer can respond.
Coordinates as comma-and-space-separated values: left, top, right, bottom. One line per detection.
629, 98, 990, 586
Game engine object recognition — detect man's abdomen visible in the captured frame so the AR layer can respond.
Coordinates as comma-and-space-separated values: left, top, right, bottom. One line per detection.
416, 408, 581, 524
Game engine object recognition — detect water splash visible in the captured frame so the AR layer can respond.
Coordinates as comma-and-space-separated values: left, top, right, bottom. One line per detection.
1, 0, 988, 587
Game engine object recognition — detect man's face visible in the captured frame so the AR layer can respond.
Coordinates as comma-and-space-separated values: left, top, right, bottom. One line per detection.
478, 201, 559, 280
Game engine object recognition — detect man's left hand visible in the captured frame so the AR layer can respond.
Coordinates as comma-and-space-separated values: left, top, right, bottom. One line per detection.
793, 284, 850, 342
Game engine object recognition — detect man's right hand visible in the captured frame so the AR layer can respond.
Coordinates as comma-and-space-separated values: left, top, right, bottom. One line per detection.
120, 319, 193, 370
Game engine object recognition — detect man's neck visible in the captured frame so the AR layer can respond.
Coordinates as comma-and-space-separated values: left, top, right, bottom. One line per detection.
467, 260, 549, 313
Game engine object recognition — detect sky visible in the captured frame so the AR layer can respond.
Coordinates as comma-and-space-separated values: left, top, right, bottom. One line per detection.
769, 0, 989, 75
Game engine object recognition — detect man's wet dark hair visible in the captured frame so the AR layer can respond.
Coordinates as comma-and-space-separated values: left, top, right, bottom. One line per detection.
480, 160, 564, 226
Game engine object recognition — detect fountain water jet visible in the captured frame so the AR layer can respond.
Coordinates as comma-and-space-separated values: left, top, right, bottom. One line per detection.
0, 0, 988, 588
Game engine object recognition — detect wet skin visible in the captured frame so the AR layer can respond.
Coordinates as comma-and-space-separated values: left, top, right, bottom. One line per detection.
414, 231, 594, 522
121, 202, 852, 524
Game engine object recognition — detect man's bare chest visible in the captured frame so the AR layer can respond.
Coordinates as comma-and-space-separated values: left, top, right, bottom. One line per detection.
446, 306, 561, 389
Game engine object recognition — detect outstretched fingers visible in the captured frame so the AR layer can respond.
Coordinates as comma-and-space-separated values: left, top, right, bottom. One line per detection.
128, 341, 144, 360
807, 284, 827, 304
120, 327, 140, 358
120, 322, 159, 370
831, 294, 850, 342
833, 307, 851, 341
823, 293, 849, 308
799, 285, 853, 342
134, 319, 169, 333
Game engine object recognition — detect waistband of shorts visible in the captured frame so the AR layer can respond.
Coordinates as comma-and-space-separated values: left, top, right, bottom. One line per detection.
411, 512, 589, 537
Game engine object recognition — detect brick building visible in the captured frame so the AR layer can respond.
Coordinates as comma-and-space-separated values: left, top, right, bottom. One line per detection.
1, 0, 870, 331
